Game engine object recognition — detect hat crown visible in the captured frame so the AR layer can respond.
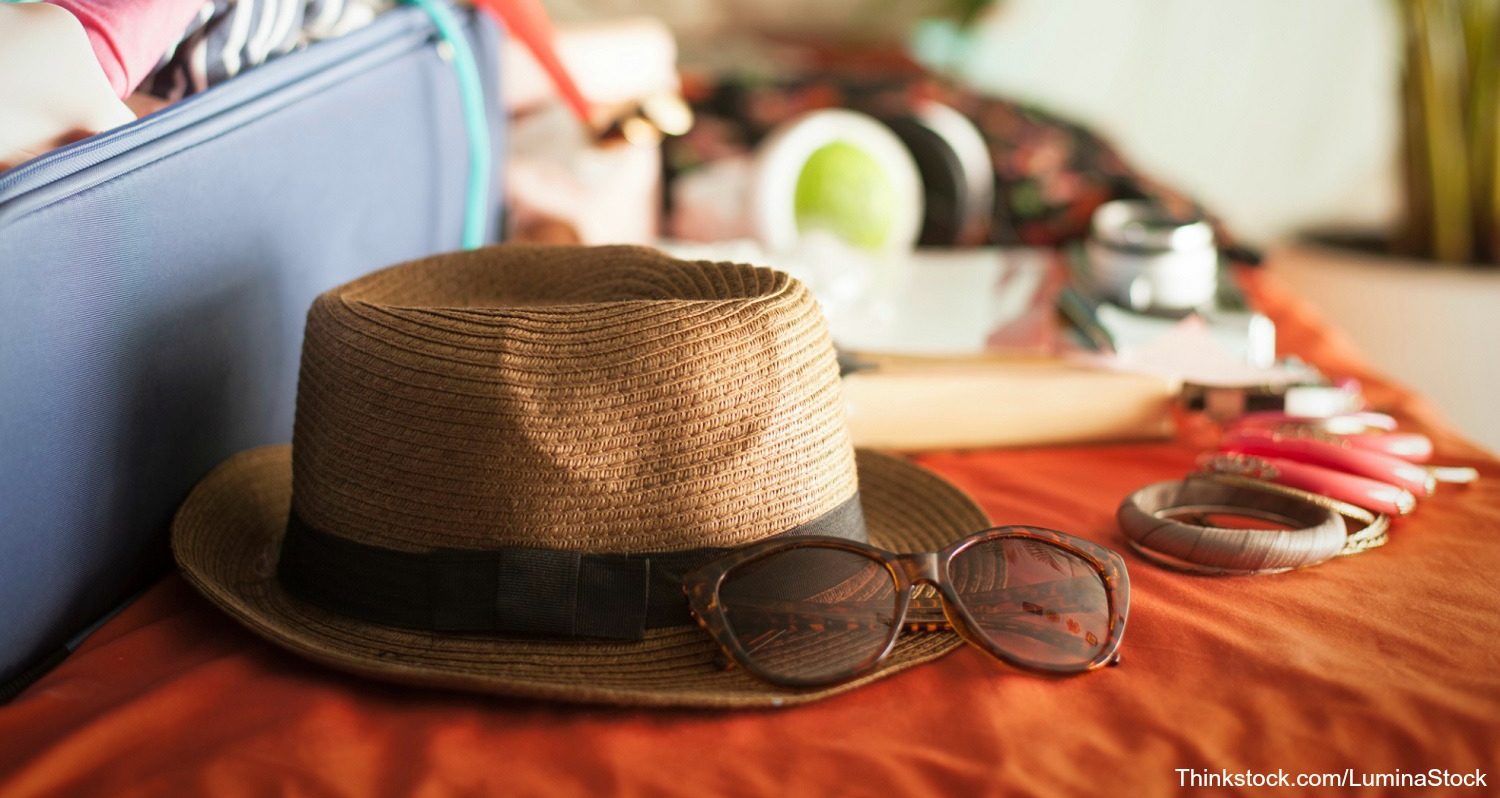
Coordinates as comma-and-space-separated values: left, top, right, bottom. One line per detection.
289, 245, 858, 553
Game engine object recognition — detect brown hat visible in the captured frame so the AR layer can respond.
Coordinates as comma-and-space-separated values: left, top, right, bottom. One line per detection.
172, 245, 988, 708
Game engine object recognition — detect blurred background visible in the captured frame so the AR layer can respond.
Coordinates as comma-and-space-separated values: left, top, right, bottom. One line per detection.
6, 0, 1493, 447
533, 0, 1498, 450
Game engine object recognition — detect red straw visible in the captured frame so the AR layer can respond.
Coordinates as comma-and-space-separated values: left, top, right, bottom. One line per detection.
472, 0, 593, 124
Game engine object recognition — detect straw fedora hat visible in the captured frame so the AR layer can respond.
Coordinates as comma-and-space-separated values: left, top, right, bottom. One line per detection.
172, 245, 989, 708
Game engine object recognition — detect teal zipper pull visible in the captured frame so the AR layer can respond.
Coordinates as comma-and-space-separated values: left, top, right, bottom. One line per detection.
403, 0, 492, 250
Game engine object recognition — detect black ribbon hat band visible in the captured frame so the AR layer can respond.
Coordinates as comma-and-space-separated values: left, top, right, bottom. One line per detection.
277, 494, 867, 641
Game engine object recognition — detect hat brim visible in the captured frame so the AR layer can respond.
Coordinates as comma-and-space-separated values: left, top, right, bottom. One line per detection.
172, 446, 990, 709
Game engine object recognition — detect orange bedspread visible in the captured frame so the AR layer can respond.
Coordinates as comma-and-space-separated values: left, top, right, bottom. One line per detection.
2, 269, 1498, 797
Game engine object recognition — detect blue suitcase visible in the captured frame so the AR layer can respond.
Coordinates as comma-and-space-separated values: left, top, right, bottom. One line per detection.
0, 4, 505, 693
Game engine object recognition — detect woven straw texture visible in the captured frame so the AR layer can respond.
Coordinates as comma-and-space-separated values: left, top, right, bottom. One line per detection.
172, 245, 990, 708
292, 245, 856, 552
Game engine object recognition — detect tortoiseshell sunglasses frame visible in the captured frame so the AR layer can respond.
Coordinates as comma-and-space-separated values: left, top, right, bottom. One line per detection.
682, 525, 1130, 689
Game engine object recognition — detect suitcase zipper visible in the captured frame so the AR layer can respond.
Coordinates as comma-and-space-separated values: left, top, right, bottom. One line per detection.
404, 0, 492, 250
0, 5, 471, 217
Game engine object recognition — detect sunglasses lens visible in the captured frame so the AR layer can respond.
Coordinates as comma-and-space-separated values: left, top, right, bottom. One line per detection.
718, 545, 899, 685
949, 538, 1111, 668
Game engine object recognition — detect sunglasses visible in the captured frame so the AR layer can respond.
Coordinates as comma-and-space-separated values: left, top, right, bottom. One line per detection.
682, 526, 1130, 689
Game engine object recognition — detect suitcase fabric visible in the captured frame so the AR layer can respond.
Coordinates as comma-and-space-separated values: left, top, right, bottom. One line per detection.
0, 5, 505, 689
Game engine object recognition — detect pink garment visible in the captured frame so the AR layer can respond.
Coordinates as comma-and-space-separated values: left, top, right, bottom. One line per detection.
48, 0, 207, 98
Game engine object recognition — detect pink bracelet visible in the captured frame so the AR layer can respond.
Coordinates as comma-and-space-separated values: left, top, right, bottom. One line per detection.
1341, 431, 1434, 463
1221, 429, 1435, 496
1199, 452, 1417, 516
1229, 417, 1434, 464
1232, 410, 1398, 434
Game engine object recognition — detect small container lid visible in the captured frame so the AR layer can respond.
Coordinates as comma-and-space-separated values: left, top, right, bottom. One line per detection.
1090, 199, 1214, 254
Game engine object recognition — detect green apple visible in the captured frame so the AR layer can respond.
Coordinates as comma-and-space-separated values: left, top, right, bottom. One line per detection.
793, 141, 897, 250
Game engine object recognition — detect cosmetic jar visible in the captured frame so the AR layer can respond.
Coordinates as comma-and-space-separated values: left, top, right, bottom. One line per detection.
1085, 199, 1218, 313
